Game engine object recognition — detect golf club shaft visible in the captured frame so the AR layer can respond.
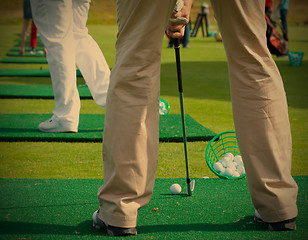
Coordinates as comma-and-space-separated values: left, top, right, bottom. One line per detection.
174, 38, 192, 196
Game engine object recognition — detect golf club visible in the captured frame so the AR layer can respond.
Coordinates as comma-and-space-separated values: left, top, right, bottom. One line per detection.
174, 37, 195, 196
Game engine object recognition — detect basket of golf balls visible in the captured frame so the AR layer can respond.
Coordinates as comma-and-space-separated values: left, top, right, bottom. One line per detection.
205, 131, 245, 179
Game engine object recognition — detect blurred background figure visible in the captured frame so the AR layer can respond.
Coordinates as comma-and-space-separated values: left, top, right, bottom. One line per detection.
30, 0, 110, 133
265, 0, 272, 18
201, 2, 210, 29
20, 0, 37, 55
278, 0, 290, 41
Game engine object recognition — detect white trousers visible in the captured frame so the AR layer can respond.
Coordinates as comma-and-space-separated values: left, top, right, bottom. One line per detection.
30, 0, 110, 129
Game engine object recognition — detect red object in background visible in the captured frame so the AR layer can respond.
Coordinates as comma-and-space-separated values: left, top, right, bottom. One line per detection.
30, 21, 37, 49
265, 0, 272, 7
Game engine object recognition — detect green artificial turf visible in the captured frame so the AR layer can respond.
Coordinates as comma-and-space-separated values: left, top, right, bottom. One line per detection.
10, 47, 45, 52
1, 58, 48, 64
13, 43, 44, 47
0, 177, 307, 240
0, 24, 307, 178
0, 69, 82, 77
0, 84, 86, 98
14, 37, 42, 42
0, 113, 216, 142
7, 52, 45, 57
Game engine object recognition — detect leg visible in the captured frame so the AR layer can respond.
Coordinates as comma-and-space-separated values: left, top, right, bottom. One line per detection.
168, 37, 174, 48
31, 0, 80, 131
280, 9, 288, 41
211, 0, 298, 223
20, 19, 30, 55
182, 23, 190, 47
20, 0, 32, 55
97, 0, 176, 228
72, 0, 110, 109
30, 21, 37, 50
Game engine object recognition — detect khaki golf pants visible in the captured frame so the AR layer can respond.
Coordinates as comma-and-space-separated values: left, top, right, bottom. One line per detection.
97, 0, 177, 228
98, 0, 298, 228
30, 0, 110, 129
211, 0, 298, 223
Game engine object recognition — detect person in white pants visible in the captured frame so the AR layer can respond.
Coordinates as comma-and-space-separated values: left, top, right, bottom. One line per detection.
30, 0, 110, 133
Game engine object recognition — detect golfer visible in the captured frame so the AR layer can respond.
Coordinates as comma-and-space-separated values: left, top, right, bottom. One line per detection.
30, 0, 110, 133
92, 0, 297, 236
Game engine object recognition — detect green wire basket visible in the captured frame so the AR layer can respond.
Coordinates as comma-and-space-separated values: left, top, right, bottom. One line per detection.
287, 51, 304, 67
205, 131, 245, 179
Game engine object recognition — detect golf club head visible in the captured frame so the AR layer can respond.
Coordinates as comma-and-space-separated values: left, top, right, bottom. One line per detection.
187, 179, 195, 196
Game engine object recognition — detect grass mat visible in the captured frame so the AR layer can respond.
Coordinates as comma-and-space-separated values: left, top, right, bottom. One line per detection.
10, 47, 45, 52
14, 43, 44, 47
0, 177, 306, 240
1, 58, 47, 64
7, 52, 45, 57
0, 69, 82, 77
0, 84, 90, 99
0, 114, 216, 142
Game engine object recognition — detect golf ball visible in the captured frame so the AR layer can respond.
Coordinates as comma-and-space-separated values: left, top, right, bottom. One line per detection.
213, 162, 224, 172
232, 171, 240, 178
170, 183, 182, 195
224, 152, 234, 160
224, 167, 234, 177
234, 155, 243, 166
228, 161, 237, 171
221, 156, 232, 167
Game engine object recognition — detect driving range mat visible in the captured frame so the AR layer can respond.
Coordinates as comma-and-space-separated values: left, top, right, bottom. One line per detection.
0, 114, 216, 142
0, 84, 89, 99
10, 47, 45, 52
7, 52, 46, 57
0, 69, 82, 77
0, 177, 306, 240
14, 43, 44, 47
1, 58, 47, 64
14, 37, 42, 42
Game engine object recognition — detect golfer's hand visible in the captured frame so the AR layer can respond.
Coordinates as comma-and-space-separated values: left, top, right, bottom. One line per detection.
167, 1, 192, 38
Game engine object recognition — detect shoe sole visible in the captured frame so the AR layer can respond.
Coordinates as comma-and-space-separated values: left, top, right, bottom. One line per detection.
39, 129, 78, 133
93, 211, 137, 236
254, 215, 296, 231
38, 126, 78, 133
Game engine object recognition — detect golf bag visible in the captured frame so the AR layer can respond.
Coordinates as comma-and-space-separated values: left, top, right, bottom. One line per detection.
265, 15, 288, 56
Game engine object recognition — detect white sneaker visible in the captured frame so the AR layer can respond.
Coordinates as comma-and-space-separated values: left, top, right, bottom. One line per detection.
38, 117, 78, 133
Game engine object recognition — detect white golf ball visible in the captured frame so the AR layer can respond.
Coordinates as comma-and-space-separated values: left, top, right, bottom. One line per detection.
224, 167, 234, 177
224, 152, 234, 160
236, 165, 246, 175
213, 162, 224, 172
232, 171, 240, 178
234, 155, 243, 166
220, 156, 232, 167
228, 161, 237, 171
170, 183, 182, 195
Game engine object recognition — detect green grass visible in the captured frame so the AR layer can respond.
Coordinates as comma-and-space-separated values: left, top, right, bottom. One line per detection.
0, 24, 307, 179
